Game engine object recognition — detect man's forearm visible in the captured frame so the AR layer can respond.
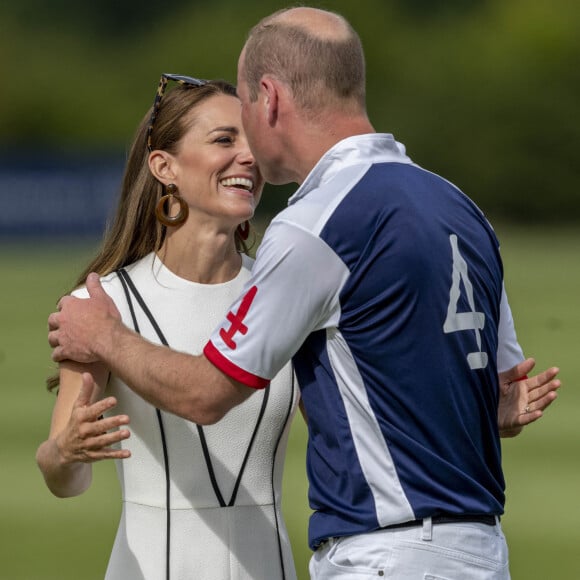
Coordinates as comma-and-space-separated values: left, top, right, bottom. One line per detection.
100, 322, 252, 424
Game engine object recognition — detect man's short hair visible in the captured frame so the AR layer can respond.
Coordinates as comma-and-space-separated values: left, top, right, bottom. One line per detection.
243, 8, 366, 112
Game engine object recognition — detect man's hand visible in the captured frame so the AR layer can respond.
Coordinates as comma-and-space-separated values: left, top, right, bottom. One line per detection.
498, 358, 561, 438
48, 273, 121, 363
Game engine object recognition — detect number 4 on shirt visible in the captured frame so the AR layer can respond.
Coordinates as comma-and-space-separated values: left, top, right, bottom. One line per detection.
443, 234, 488, 370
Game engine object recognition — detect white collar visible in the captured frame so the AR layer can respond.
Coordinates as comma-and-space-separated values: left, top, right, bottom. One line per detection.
289, 133, 411, 205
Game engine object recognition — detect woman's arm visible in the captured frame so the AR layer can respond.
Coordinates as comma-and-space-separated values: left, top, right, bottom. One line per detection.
36, 362, 130, 497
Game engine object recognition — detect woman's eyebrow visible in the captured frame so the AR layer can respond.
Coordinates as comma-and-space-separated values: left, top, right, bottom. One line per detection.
208, 126, 239, 135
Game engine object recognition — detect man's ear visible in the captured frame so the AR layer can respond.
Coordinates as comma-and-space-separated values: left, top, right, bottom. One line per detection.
261, 76, 279, 126
148, 150, 176, 184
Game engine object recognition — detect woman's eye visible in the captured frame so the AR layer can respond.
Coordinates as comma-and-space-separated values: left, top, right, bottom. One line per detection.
216, 136, 234, 145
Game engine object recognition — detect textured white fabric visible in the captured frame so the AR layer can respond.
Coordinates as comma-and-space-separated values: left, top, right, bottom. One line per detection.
75, 252, 299, 580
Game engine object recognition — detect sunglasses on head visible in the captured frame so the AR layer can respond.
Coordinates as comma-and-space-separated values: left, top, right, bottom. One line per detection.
146, 73, 208, 152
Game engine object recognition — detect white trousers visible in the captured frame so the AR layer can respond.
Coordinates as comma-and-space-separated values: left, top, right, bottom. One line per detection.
309, 517, 510, 579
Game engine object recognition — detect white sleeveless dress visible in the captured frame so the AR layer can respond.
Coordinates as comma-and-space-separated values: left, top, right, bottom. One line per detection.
75, 253, 299, 580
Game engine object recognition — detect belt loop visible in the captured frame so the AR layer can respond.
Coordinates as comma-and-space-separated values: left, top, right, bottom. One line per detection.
421, 517, 432, 541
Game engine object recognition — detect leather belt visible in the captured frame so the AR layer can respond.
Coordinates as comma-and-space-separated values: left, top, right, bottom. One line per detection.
314, 514, 498, 550
381, 514, 497, 531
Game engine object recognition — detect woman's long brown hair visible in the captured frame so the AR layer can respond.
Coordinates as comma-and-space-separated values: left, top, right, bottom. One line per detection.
47, 79, 252, 391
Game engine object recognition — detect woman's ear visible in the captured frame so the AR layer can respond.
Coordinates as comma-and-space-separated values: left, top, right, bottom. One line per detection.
148, 150, 176, 184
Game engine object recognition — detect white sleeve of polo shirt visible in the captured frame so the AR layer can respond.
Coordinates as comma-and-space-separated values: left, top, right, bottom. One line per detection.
204, 220, 350, 388
496, 284, 525, 372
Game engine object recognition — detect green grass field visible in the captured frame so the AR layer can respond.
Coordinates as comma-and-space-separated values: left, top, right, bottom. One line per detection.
1, 225, 578, 579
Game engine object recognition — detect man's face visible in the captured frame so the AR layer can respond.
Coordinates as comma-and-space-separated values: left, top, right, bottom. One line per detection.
237, 48, 290, 185
236, 50, 261, 163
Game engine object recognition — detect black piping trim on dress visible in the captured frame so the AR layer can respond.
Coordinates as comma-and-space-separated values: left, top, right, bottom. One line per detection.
270, 370, 296, 580
198, 386, 270, 507
229, 387, 269, 506
117, 267, 288, 579
117, 268, 172, 580
119, 267, 272, 510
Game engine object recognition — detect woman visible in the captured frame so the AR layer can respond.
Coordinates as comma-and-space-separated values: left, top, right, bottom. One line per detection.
36, 75, 299, 580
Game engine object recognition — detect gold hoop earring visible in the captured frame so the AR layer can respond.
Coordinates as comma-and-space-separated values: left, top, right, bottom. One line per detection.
155, 183, 188, 227
237, 220, 250, 240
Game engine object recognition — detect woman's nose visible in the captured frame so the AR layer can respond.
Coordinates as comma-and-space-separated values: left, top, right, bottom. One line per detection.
236, 141, 256, 165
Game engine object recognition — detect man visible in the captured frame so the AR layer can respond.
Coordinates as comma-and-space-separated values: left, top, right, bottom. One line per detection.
49, 7, 560, 579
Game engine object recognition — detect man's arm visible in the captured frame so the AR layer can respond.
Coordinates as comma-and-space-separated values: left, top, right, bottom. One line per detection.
498, 357, 561, 437
48, 273, 253, 424
495, 283, 561, 436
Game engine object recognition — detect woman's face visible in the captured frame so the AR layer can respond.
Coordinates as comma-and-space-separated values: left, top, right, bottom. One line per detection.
171, 94, 264, 227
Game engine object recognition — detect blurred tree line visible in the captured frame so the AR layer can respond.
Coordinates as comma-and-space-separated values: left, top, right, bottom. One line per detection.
1, 0, 578, 223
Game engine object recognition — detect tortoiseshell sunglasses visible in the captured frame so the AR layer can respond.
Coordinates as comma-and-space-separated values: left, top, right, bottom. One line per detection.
146, 73, 208, 152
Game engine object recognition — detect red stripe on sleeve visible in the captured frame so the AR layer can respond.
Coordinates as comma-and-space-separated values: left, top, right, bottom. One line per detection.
203, 341, 270, 389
